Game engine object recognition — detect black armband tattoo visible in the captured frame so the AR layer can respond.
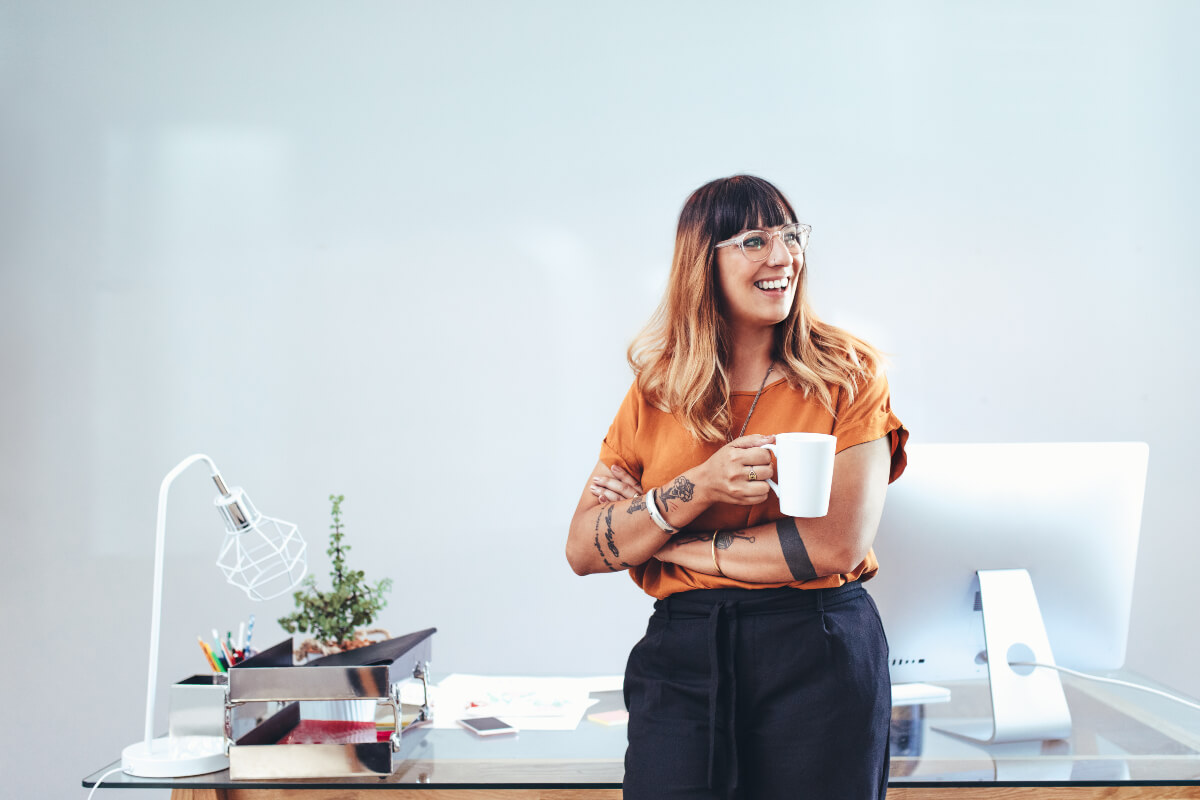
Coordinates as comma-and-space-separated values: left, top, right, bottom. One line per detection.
777, 517, 818, 581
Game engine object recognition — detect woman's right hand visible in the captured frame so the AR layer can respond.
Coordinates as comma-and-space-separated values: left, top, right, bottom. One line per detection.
696, 434, 776, 506
590, 463, 644, 505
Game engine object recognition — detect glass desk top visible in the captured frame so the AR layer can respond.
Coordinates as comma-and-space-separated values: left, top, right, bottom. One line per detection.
84, 673, 1200, 790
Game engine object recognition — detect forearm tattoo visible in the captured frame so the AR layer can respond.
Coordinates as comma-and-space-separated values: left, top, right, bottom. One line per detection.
603, 505, 620, 557
627, 494, 646, 515
592, 530, 617, 571
777, 517, 818, 581
715, 530, 754, 550
659, 476, 695, 507
670, 529, 756, 548
592, 507, 633, 572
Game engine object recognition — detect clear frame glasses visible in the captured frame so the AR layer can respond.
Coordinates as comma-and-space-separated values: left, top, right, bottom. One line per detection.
715, 222, 811, 262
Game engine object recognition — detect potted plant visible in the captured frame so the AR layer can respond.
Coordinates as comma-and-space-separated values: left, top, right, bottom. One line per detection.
278, 494, 394, 661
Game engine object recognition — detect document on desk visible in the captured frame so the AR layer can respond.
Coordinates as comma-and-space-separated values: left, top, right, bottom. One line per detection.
430, 674, 621, 731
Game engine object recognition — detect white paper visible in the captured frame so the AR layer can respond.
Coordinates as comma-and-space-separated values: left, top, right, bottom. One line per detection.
429, 674, 604, 730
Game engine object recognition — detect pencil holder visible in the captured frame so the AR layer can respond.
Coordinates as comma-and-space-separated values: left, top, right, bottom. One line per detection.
169, 675, 228, 739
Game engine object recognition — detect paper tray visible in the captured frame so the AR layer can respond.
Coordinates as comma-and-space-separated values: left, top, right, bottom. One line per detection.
229, 700, 430, 779
226, 628, 435, 779
228, 628, 435, 702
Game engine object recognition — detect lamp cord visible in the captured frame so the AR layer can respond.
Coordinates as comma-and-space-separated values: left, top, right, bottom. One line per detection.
1010, 661, 1200, 712
85, 767, 123, 800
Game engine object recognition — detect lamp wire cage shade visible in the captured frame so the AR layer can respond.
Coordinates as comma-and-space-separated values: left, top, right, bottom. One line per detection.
214, 486, 307, 601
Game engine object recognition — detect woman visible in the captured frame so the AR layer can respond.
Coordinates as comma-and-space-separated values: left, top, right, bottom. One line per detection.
565, 175, 908, 800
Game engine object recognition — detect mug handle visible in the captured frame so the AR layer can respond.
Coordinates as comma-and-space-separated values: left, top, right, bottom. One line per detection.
761, 442, 779, 495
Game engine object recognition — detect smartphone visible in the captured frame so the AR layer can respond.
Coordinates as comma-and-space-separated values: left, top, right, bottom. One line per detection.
458, 716, 518, 736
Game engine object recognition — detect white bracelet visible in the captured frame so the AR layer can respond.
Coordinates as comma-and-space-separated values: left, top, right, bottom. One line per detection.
646, 487, 678, 534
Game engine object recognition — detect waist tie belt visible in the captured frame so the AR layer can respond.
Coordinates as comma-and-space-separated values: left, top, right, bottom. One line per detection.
655, 581, 865, 799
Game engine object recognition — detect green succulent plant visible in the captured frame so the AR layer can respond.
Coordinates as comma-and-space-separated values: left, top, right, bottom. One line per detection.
278, 494, 393, 648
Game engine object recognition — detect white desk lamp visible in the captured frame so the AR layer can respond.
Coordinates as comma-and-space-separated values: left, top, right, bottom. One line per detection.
121, 454, 308, 777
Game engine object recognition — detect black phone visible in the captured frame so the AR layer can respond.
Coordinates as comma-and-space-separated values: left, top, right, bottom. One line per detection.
457, 716, 518, 736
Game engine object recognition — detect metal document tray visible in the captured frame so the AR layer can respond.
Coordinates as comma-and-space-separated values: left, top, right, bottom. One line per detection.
226, 628, 435, 779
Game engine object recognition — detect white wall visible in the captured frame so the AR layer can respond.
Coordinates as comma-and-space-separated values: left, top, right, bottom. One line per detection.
2, 2, 1198, 797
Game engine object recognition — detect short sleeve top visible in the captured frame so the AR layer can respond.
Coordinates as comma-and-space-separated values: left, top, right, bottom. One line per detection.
598, 370, 908, 599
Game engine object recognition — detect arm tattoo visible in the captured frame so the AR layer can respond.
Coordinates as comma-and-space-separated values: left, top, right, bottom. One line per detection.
627, 494, 646, 514
777, 517, 818, 581
593, 531, 618, 571
595, 510, 602, 532
603, 505, 620, 557
592, 530, 632, 571
669, 529, 755, 548
659, 476, 695, 507
715, 530, 755, 550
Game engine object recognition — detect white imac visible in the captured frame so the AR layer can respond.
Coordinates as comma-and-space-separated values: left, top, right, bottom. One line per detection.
868, 442, 1149, 743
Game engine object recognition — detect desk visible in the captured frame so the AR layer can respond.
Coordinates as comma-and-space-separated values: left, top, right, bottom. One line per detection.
84, 674, 1200, 799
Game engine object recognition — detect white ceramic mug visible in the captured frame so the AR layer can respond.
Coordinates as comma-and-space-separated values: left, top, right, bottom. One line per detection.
762, 432, 837, 517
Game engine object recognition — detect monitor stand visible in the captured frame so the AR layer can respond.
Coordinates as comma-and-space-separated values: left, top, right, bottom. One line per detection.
935, 568, 1073, 744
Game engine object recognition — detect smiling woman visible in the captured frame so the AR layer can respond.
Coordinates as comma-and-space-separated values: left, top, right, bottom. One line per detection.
565, 175, 908, 800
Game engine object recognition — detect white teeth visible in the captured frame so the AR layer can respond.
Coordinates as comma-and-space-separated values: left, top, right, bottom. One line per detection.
755, 277, 789, 290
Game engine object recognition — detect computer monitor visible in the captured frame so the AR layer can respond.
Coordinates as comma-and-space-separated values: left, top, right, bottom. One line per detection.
868, 442, 1149, 688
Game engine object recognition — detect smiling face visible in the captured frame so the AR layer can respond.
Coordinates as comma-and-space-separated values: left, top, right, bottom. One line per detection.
714, 222, 802, 332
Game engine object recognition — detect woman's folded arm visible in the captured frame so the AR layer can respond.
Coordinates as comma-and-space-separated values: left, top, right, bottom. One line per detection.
653, 436, 891, 581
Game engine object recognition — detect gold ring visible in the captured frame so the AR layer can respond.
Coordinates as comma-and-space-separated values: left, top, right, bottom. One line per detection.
748, 468, 758, 482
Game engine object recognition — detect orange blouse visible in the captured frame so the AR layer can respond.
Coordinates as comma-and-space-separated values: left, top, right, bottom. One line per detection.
598, 371, 908, 599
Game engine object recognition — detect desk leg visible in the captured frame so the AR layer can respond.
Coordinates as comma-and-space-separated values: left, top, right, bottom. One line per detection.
170, 790, 227, 800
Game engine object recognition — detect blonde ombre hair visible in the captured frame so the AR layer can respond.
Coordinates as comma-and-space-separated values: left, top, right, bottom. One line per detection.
628, 175, 884, 443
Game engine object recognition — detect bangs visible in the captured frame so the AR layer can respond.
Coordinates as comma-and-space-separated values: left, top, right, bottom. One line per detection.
707, 175, 796, 242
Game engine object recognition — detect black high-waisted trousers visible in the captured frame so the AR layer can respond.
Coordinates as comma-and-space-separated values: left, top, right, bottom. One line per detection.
623, 582, 891, 800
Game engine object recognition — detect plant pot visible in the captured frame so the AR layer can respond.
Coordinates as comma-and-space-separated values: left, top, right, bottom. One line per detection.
293, 627, 392, 662
299, 699, 378, 723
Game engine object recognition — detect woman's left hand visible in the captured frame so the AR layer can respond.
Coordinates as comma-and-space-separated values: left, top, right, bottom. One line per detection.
590, 464, 644, 504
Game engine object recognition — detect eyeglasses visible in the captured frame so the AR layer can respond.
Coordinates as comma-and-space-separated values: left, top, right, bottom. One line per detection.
715, 223, 811, 261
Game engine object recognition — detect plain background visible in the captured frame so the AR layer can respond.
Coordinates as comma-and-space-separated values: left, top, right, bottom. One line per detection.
2, 2, 1198, 797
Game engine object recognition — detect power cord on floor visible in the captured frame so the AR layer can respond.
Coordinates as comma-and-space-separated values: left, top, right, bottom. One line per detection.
1010, 661, 1200, 712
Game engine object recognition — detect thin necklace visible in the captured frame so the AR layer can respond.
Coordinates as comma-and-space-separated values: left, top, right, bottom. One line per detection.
735, 362, 775, 440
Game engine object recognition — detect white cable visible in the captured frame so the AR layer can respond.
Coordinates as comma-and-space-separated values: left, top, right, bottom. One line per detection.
1011, 661, 1200, 712
86, 767, 124, 800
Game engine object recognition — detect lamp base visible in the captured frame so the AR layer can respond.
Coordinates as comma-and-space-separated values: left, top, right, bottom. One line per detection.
121, 735, 229, 777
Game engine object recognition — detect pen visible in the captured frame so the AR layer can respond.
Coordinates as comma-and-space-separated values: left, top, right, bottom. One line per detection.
204, 637, 227, 673
208, 644, 223, 672
238, 621, 246, 653
246, 614, 255, 654
227, 631, 235, 664
214, 629, 232, 666
198, 637, 220, 672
